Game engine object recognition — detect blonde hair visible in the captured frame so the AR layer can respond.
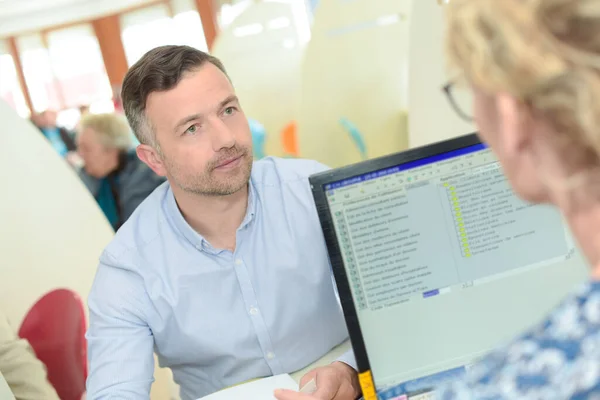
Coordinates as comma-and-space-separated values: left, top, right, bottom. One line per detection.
445, 0, 600, 167
79, 113, 133, 151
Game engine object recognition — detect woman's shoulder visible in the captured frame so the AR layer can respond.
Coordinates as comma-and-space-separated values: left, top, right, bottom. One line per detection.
436, 281, 600, 399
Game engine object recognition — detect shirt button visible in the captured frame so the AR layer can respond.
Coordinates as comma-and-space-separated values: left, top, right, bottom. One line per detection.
266, 352, 275, 360
235, 258, 242, 266
249, 307, 259, 315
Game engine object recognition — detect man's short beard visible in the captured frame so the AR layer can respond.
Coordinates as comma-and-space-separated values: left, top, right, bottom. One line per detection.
166, 147, 253, 197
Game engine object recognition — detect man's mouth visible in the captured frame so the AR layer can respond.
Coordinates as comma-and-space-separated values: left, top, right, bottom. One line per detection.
215, 154, 243, 169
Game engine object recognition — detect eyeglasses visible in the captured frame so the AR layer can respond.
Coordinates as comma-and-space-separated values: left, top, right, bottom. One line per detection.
442, 80, 473, 122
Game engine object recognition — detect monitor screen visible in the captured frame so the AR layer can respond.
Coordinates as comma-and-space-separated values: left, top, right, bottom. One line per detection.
323, 143, 587, 398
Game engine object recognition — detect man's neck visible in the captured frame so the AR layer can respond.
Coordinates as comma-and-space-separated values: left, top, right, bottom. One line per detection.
173, 184, 249, 251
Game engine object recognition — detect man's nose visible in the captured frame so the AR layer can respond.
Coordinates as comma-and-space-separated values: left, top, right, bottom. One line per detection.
209, 118, 236, 151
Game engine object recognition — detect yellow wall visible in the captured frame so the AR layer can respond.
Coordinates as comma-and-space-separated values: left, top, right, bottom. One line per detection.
211, 0, 473, 167
211, 1, 307, 158
297, 0, 411, 168
407, 0, 475, 148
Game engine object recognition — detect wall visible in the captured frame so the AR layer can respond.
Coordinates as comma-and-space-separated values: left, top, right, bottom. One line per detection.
211, 1, 308, 158
407, 0, 475, 147
297, 0, 410, 168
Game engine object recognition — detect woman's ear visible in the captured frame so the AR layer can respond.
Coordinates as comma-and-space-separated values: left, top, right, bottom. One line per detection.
496, 93, 534, 157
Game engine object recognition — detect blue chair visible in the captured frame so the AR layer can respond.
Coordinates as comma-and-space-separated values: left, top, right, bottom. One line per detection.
249, 119, 267, 160
339, 117, 368, 160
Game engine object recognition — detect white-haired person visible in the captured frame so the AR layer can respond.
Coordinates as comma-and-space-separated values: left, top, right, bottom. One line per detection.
275, 0, 600, 399
77, 113, 165, 230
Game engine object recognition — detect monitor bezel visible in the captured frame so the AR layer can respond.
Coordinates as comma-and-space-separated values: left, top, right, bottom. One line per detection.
308, 132, 482, 388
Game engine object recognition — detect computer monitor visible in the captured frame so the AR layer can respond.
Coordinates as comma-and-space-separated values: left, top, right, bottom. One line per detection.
309, 133, 587, 399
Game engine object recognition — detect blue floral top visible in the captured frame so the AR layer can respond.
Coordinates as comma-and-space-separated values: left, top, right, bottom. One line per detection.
436, 280, 600, 399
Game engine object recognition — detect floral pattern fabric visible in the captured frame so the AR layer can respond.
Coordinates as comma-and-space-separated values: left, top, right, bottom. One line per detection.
435, 281, 600, 400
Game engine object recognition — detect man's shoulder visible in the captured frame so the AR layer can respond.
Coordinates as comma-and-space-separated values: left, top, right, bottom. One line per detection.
251, 157, 330, 185
102, 182, 170, 262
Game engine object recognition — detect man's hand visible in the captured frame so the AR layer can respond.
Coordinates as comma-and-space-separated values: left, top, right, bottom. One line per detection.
274, 362, 360, 400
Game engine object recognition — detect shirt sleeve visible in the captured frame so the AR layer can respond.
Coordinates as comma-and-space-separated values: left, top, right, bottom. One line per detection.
0, 313, 60, 400
336, 349, 357, 371
85, 252, 156, 399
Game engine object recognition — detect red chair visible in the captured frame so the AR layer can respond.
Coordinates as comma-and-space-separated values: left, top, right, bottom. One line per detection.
18, 288, 87, 400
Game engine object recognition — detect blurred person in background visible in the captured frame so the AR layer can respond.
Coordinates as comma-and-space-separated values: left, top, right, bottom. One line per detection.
77, 113, 165, 231
0, 311, 59, 400
32, 110, 77, 157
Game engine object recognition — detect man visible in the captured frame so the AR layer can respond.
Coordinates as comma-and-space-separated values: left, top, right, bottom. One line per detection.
76, 113, 165, 230
85, 45, 360, 400
0, 311, 60, 400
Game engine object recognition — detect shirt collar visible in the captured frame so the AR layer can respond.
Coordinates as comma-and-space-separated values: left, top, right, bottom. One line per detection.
165, 179, 258, 253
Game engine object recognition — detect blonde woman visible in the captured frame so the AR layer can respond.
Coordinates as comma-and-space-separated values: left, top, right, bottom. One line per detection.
439, 0, 600, 397
276, 0, 600, 399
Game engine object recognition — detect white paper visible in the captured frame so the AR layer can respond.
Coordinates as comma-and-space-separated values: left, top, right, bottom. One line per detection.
198, 374, 299, 400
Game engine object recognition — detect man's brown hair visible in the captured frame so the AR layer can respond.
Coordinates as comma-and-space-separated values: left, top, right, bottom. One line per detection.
121, 45, 229, 147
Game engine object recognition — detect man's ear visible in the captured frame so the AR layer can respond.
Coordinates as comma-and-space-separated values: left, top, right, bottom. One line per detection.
136, 144, 167, 177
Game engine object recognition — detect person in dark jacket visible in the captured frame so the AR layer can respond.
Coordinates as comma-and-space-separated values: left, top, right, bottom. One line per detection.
76, 113, 165, 230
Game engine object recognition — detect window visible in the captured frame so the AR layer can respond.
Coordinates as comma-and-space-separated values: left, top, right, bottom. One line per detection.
0, 40, 29, 117
18, 28, 113, 129
218, 0, 252, 29
46, 25, 113, 110
173, 11, 208, 51
172, 0, 209, 51
121, 4, 177, 66
121, 1, 208, 66
18, 34, 62, 113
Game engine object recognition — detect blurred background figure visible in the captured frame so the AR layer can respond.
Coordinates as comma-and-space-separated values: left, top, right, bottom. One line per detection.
31, 110, 77, 157
78, 105, 90, 117
76, 113, 165, 230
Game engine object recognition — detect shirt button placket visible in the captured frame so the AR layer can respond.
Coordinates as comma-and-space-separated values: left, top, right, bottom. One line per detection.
232, 255, 283, 373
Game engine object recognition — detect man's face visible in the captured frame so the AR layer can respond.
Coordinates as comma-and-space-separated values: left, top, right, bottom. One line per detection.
77, 127, 119, 178
144, 63, 253, 196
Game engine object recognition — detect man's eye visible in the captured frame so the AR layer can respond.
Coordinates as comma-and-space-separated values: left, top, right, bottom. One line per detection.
186, 125, 198, 134
224, 107, 236, 116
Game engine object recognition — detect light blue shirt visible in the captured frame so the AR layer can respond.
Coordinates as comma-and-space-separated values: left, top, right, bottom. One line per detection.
86, 157, 354, 400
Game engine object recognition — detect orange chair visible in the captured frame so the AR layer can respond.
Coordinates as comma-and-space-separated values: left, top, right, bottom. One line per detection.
18, 289, 87, 400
